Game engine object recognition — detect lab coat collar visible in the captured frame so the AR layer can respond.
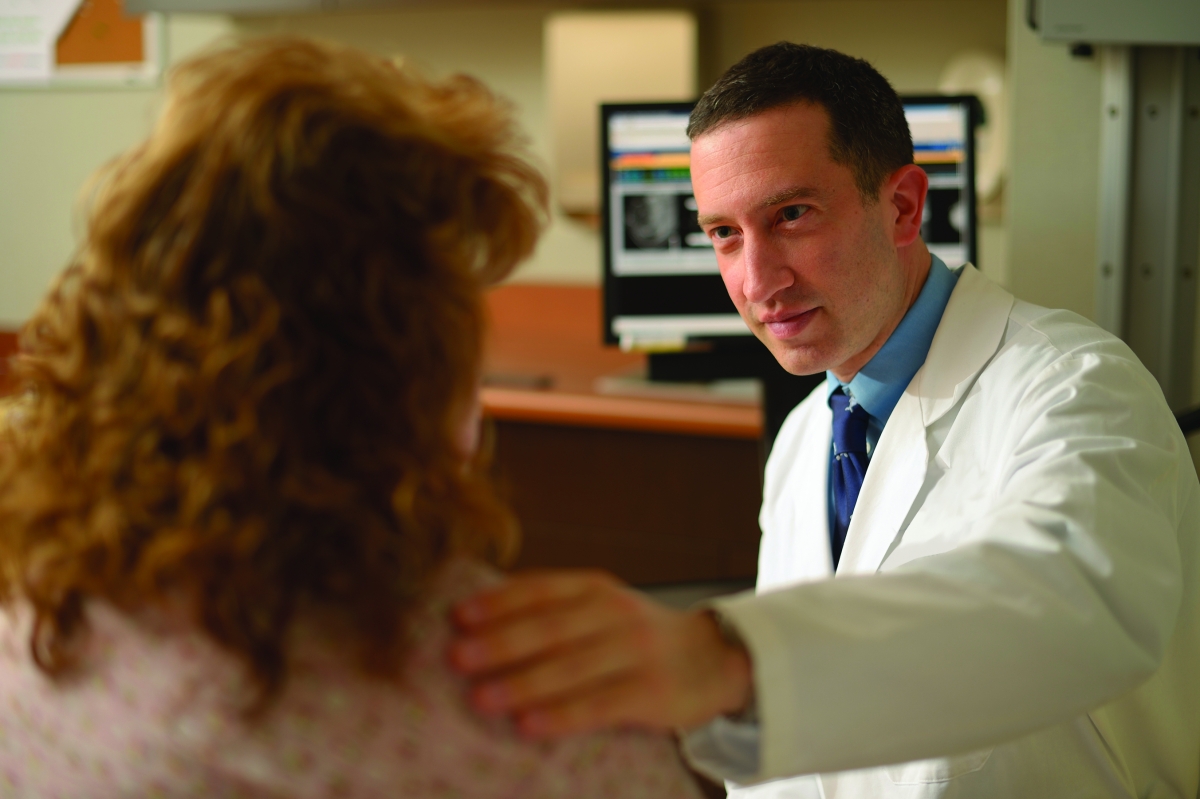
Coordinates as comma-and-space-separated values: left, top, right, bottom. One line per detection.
836, 265, 1014, 576
912, 265, 1015, 428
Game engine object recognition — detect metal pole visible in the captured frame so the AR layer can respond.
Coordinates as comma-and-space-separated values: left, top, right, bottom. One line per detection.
1111, 46, 1200, 411
1096, 46, 1133, 337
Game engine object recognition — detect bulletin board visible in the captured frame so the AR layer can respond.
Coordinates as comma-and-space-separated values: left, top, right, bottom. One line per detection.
0, 0, 162, 88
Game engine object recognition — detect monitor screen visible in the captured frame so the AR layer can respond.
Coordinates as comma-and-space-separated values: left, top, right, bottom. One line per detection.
601, 97, 979, 349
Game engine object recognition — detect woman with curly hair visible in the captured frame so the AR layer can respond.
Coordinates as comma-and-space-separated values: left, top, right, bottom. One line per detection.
0, 37, 702, 799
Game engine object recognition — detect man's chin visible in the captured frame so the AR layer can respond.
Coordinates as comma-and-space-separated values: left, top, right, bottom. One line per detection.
761, 338, 831, 377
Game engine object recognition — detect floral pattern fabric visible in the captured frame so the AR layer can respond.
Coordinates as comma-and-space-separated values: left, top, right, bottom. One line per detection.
0, 560, 704, 799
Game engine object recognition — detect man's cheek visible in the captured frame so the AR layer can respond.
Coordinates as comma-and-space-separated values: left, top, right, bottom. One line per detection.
717, 260, 748, 311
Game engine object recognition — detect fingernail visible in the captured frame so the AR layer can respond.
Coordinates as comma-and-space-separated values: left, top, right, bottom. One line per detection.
452, 640, 487, 670
518, 711, 550, 737
474, 683, 510, 711
455, 601, 484, 625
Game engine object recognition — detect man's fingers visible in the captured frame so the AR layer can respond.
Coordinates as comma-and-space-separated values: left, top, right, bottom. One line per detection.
450, 570, 638, 676
453, 570, 613, 628
468, 632, 640, 713
449, 568, 754, 734
450, 589, 632, 675
512, 676, 662, 738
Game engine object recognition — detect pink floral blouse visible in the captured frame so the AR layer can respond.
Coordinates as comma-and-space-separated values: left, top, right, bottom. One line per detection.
0, 560, 704, 799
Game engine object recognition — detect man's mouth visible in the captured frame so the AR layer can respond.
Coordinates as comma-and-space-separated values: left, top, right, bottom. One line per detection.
760, 307, 817, 339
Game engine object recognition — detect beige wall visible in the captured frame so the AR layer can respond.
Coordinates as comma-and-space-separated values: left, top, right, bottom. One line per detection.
1004, 0, 1101, 320
0, 15, 235, 326
0, 79, 161, 328
0, 88, 154, 326
0, 0, 1008, 326
703, 0, 1007, 89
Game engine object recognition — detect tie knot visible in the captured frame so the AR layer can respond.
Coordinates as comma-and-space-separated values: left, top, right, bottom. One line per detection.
830, 388, 869, 456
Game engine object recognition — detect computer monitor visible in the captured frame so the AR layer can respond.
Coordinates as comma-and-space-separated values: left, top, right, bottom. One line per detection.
600, 96, 980, 351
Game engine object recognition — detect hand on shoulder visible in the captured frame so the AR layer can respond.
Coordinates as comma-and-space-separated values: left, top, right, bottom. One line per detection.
448, 569, 753, 738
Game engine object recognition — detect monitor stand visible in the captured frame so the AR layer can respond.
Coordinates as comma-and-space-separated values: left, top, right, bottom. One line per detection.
647, 339, 823, 452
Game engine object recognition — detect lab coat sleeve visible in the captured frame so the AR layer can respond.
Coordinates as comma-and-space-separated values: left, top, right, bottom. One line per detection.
697, 348, 1189, 782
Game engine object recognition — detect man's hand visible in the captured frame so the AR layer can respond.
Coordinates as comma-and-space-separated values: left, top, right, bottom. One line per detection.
449, 569, 753, 738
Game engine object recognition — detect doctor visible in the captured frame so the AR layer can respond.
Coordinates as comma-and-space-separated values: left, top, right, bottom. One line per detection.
450, 43, 1200, 797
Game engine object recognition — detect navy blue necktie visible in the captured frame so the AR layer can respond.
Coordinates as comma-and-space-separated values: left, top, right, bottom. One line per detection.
830, 388, 870, 567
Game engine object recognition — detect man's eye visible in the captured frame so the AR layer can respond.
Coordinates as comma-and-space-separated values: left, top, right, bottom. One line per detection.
711, 226, 734, 239
781, 205, 807, 222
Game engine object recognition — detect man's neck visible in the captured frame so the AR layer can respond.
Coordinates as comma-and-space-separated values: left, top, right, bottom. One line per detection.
830, 243, 933, 383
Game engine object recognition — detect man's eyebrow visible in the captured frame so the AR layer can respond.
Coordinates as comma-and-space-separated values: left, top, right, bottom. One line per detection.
695, 185, 825, 228
759, 185, 823, 209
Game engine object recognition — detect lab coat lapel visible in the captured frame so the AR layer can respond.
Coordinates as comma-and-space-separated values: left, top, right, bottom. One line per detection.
914, 266, 1015, 427
758, 399, 833, 591
789, 403, 834, 583
836, 266, 1015, 576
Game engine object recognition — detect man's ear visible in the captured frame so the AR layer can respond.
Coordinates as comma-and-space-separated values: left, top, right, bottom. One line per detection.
885, 164, 929, 248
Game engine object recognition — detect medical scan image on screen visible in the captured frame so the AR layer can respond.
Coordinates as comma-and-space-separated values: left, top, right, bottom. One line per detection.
602, 99, 977, 349
622, 193, 710, 251
607, 112, 719, 276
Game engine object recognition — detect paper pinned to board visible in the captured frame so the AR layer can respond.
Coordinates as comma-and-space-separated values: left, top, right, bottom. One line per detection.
0, 0, 83, 82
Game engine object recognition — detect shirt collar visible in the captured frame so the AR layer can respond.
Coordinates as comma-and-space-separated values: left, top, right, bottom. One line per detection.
826, 254, 959, 425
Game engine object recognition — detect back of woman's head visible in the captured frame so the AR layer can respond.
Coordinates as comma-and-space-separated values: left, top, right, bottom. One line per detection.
0, 36, 547, 704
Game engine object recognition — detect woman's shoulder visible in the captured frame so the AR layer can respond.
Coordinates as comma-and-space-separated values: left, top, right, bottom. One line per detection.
0, 597, 251, 797
427, 556, 505, 610
0, 562, 704, 798
257, 557, 705, 798
412, 558, 706, 798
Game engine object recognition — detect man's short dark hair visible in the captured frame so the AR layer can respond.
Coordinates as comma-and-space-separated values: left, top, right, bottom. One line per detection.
688, 42, 913, 202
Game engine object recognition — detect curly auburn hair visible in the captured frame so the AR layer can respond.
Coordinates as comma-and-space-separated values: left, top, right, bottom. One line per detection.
0, 36, 547, 707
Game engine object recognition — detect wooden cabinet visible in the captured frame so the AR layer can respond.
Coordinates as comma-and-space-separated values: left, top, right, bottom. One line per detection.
483, 284, 765, 587
495, 419, 762, 586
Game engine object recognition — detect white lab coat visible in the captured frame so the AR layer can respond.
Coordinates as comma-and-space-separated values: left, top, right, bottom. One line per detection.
697, 266, 1200, 798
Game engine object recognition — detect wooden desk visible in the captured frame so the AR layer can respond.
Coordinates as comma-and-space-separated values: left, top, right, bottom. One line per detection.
484, 284, 764, 586
483, 284, 761, 439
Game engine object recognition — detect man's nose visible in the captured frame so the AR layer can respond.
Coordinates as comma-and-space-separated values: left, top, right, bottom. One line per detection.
740, 232, 794, 304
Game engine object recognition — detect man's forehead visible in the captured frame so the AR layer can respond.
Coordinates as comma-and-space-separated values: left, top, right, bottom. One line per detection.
689, 103, 837, 185
690, 100, 832, 144
689, 104, 840, 215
